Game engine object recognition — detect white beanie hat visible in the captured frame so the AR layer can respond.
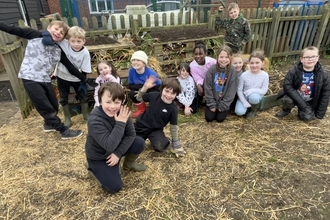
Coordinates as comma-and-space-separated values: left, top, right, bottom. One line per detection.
131, 50, 148, 65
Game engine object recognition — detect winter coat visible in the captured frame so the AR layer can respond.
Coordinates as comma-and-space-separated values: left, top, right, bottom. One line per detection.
277, 61, 330, 119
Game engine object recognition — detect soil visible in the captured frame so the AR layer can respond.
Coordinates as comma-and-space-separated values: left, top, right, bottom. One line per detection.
149, 26, 218, 42
85, 36, 118, 46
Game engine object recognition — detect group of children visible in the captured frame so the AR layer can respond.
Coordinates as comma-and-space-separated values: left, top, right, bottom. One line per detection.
1, 1, 330, 194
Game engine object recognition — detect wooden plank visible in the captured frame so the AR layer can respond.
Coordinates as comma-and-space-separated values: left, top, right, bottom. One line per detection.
85, 41, 136, 52
315, 7, 330, 48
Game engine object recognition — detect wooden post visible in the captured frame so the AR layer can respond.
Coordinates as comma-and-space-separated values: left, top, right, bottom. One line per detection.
266, 9, 281, 61
315, 7, 330, 48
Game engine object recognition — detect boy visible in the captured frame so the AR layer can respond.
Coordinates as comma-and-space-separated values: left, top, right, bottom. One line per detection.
0, 21, 86, 139
216, 3, 250, 53
276, 46, 330, 121
134, 76, 186, 157
55, 26, 92, 127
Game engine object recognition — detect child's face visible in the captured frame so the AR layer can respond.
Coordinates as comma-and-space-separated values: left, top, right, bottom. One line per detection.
69, 37, 85, 52
100, 91, 122, 117
131, 59, 145, 72
249, 57, 264, 74
98, 63, 112, 77
232, 57, 243, 72
217, 51, 231, 68
47, 24, 65, 42
178, 67, 189, 79
300, 50, 319, 71
193, 48, 206, 65
229, 8, 239, 19
161, 87, 177, 104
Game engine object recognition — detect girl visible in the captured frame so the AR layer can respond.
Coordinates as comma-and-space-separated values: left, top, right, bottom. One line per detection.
189, 41, 217, 106
176, 63, 198, 116
230, 53, 248, 110
85, 82, 146, 194
231, 53, 248, 79
134, 77, 186, 158
128, 50, 161, 118
204, 45, 238, 122
94, 61, 121, 107
235, 49, 269, 118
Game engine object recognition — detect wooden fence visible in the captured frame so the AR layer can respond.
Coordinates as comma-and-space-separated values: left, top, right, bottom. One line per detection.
1, 5, 330, 118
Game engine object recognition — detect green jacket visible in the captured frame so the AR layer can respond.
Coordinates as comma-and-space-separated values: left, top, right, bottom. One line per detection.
215, 14, 250, 48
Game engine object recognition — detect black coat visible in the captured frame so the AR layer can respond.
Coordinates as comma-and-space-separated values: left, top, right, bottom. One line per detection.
277, 61, 330, 119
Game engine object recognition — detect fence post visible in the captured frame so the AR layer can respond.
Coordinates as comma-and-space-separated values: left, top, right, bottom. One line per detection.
315, 7, 330, 48
266, 9, 281, 61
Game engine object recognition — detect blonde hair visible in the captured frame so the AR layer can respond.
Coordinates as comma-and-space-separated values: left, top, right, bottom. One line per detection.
300, 46, 319, 57
67, 26, 86, 40
48, 20, 69, 37
228, 3, 239, 11
232, 53, 247, 72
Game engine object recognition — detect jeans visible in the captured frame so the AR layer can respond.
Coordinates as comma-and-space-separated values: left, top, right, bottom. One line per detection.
57, 77, 88, 106
235, 93, 263, 116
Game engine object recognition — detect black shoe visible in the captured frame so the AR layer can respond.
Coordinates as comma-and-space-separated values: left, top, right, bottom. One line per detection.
43, 124, 56, 132
61, 129, 83, 140
275, 109, 291, 118
86, 78, 98, 87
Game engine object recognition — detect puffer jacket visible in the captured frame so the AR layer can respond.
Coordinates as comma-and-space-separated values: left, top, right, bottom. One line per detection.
277, 61, 330, 119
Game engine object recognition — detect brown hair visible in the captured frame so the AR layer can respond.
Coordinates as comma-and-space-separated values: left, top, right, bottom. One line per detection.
98, 82, 125, 104
67, 26, 86, 40
216, 45, 233, 78
228, 3, 239, 11
96, 60, 119, 78
178, 62, 190, 75
232, 53, 247, 72
249, 49, 265, 62
300, 46, 319, 57
160, 78, 182, 96
48, 20, 69, 38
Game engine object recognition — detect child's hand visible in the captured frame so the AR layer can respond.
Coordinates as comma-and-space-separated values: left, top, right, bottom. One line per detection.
197, 85, 204, 96
210, 108, 216, 112
114, 105, 131, 123
143, 75, 158, 90
184, 106, 193, 116
106, 153, 119, 166
218, 6, 224, 11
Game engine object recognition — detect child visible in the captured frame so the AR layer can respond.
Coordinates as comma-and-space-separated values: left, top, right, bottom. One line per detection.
276, 46, 330, 121
85, 82, 146, 194
94, 60, 122, 107
189, 41, 217, 106
0, 21, 83, 139
176, 63, 198, 116
55, 26, 92, 127
204, 45, 238, 122
134, 77, 186, 157
235, 49, 269, 118
128, 50, 161, 118
230, 53, 248, 111
216, 3, 251, 53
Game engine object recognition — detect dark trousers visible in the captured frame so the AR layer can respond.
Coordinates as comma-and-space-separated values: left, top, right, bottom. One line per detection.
87, 136, 145, 194
135, 124, 170, 152
129, 85, 160, 103
205, 107, 229, 122
57, 77, 88, 106
22, 79, 66, 133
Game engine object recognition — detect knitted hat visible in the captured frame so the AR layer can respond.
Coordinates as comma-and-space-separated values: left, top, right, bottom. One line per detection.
131, 50, 148, 65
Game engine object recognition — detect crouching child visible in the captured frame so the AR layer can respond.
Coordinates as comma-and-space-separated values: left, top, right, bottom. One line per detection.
276, 46, 330, 121
134, 77, 186, 157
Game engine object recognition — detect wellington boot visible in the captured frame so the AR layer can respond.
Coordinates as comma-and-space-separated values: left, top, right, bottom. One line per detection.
275, 108, 291, 118
81, 102, 90, 121
123, 154, 146, 172
84, 162, 102, 187
246, 104, 259, 119
62, 104, 72, 127
132, 102, 146, 118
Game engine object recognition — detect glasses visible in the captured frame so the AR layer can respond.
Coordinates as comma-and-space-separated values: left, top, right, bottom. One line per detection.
302, 56, 319, 61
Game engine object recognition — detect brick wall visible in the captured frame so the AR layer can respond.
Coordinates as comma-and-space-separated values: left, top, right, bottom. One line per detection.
47, 0, 62, 15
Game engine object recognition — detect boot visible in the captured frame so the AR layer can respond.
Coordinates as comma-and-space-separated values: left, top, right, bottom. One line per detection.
132, 102, 146, 118
81, 102, 90, 121
275, 108, 291, 118
62, 104, 72, 127
246, 104, 259, 119
123, 154, 146, 172
84, 162, 102, 187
